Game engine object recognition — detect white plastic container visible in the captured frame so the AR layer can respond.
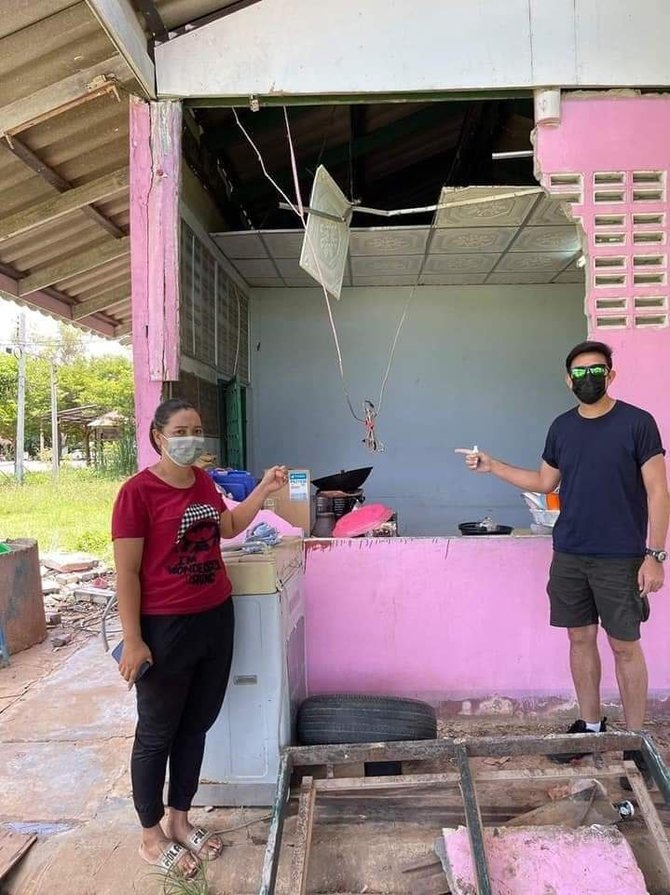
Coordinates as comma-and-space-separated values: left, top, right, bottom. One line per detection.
530, 508, 560, 528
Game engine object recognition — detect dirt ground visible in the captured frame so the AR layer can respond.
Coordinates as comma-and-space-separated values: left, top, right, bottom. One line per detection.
1, 632, 669, 894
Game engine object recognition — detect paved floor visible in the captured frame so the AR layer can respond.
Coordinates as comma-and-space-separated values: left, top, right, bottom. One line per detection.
0, 638, 279, 894
2, 637, 669, 894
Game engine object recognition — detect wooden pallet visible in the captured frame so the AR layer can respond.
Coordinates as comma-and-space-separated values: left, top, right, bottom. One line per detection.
258, 731, 670, 895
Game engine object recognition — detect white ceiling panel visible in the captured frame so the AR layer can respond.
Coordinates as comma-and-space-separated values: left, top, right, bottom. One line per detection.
211, 190, 584, 289
528, 195, 575, 227
486, 272, 558, 285
554, 267, 586, 283
232, 258, 278, 278
349, 227, 430, 256
274, 257, 312, 279
419, 273, 488, 285
423, 253, 499, 274
353, 275, 422, 286
496, 252, 573, 273
261, 231, 306, 257
350, 255, 423, 277
212, 232, 268, 258
510, 226, 581, 253
434, 187, 539, 229
246, 277, 285, 287
429, 227, 516, 254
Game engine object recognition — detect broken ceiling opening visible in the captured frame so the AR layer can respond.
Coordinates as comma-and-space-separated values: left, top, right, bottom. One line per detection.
192, 99, 584, 290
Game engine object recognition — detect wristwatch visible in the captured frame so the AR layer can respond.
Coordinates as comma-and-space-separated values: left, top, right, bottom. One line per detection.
645, 547, 668, 563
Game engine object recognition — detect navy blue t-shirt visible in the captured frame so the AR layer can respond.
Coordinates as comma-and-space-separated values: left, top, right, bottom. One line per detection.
542, 401, 665, 557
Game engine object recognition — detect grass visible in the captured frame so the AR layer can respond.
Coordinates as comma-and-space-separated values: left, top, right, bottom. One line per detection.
0, 468, 125, 563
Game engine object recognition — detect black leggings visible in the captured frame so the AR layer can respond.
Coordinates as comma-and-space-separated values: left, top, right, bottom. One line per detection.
132, 599, 234, 828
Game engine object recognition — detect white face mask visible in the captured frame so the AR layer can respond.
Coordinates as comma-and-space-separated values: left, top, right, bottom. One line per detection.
162, 435, 205, 467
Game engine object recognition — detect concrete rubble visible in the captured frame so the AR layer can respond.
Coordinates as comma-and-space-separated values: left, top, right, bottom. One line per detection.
38, 552, 116, 651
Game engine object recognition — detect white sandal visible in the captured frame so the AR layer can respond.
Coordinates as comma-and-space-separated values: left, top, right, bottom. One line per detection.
140, 840, 198, 878
181, 827, 224, 861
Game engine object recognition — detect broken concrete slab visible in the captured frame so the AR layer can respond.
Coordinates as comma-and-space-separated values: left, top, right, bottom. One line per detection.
440, 824, 649, 895
42, 553, 96, 574
73, 586, 115, 605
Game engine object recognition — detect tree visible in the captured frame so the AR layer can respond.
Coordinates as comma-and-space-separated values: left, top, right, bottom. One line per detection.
0, 353, 18, 445
0, 349, 134, 456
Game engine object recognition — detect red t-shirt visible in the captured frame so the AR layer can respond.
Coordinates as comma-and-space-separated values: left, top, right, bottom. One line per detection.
111, 466, 232, 615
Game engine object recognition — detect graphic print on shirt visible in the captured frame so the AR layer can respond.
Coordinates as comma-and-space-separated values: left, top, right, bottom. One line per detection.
167, 502, 222, 586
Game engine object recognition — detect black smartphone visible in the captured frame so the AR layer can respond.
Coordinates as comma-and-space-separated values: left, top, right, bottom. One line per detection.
111, 640, 151, 681
640, 594, 650, 623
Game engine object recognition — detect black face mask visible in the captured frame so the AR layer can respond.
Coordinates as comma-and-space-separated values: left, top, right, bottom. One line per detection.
572, 375, 607, 405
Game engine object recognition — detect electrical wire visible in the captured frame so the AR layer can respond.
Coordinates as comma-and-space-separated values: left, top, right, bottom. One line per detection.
234, 107, 417, 452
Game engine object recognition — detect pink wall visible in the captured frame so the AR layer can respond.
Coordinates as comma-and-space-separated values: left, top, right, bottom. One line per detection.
535, 95, 670, 446
303, 538, 670, 712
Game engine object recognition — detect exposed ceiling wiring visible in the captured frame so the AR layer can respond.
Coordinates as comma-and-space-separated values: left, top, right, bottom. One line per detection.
234, 107, 419, 452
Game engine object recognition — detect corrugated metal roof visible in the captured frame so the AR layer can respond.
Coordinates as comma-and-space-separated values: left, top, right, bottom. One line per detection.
0, 1, 138, 338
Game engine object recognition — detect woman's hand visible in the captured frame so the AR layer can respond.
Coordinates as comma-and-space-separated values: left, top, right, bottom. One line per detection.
260, 465, 289, 494
119, 638, 153, 685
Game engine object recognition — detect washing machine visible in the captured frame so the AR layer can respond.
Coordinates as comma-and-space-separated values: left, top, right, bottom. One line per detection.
194, 537, 305, 807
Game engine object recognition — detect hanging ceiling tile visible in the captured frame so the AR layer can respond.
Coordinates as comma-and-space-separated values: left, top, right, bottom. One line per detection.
430, 227, 515, 254
349, 227, 429, 256
212, 232, 268, 258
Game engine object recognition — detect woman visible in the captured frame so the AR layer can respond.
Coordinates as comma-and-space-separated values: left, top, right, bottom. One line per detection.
112, 398, 287, 877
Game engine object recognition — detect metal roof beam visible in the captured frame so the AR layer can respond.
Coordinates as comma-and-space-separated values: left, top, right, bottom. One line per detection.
0, 57, 130, 136
72, 286, 130, 319
18, 237, 131, 296
0, 168, 129, 244
85, 0, 156, 98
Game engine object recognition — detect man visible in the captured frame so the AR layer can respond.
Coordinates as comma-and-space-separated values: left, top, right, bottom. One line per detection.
458, 341, 669, 777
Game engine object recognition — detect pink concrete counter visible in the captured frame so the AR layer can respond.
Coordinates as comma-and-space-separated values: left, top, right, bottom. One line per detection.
303, 537, 670, 716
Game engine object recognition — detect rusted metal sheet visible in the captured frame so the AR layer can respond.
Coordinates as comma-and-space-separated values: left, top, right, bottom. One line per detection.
0, 539, 47, 654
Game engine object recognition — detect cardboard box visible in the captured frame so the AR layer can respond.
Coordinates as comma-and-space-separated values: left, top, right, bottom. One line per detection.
265, 468, 312, 534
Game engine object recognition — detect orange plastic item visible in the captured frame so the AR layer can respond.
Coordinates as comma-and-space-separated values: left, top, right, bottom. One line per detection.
547, 492, 561, 511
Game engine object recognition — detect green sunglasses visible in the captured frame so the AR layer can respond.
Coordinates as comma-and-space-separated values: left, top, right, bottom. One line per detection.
570, 364, 610, 380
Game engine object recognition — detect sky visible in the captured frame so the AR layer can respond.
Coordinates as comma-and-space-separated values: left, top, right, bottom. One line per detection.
0, 297, 131, 359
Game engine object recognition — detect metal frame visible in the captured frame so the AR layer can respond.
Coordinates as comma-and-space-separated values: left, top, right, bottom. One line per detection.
259, 731, 670, 895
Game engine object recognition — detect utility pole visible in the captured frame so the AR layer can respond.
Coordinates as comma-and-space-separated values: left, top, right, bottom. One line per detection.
14, 312, 26, 485
50, 361, 59, 481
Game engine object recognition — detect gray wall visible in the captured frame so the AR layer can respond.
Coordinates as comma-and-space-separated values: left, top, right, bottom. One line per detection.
249, 285, 586, 535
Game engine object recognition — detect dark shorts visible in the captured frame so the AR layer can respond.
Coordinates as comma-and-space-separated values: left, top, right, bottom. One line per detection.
547, 551, 647, 642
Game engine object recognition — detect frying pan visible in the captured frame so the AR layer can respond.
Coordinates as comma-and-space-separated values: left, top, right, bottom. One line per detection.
313, 467, 373, 492
458, 522, 513, 536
